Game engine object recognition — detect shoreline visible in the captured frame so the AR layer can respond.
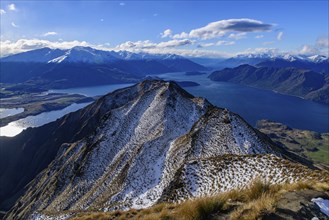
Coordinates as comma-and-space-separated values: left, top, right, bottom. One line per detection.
0, 94, 95, 127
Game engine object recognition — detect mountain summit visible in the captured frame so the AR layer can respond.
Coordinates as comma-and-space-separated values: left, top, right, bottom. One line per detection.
3, 80, 326, 220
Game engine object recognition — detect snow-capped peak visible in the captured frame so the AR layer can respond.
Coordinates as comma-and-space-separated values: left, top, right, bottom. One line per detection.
48, 46, 118, 64
46, 47, 186, 63
307, 55, 328, 63
234, 52, 328, 64
281, 54, 297, 62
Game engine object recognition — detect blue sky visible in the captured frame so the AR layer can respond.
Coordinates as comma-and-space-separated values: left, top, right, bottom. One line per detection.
0, 1, 328, 57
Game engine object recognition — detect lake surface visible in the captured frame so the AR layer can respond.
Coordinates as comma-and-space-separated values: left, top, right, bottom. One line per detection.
0, 103, 90, 137
156, 72, 329, 133
1, 72, 328, 136
0, 108, 24, 119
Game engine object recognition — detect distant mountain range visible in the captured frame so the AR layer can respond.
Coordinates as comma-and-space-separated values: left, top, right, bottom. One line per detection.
0, 47, 206, 88
209, 64, 329, 104
1, 80, 322, 220
216, 53, 329, 73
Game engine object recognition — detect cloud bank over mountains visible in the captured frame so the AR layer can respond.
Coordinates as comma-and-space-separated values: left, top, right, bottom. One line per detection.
0, 18, 327, 58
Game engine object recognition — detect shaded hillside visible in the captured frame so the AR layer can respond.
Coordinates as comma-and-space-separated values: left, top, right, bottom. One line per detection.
209, 64, 329, 104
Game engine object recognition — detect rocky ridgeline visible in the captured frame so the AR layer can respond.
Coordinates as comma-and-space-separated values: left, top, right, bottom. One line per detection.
5, 80, 328, 220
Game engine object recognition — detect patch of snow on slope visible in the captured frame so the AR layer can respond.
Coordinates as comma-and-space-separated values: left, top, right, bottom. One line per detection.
48, 55, 67, 63
312, 198, 329, 217
181, 155, 299, 199
230, 113, 274, 154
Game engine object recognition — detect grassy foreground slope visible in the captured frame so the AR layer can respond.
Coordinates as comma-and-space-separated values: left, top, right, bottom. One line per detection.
68, 179, 329, 220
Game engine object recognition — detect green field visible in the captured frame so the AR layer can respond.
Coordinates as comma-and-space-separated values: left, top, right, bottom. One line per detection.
257, 120, 329, 168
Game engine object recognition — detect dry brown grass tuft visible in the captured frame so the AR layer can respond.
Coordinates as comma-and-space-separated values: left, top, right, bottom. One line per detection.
176, 195, 228, 220
312, 181, 329, 191
242, 178, 270, 201
230, 193, 276, 220
70, 179, 329, 220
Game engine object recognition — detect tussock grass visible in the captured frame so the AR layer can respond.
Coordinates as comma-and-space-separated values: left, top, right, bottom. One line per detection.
176, 194, 228, 220
242, 178, 270, 201
230, 193, 276, 220
70, 179, 329, 220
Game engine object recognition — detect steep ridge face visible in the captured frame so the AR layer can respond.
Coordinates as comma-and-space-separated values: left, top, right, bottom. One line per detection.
0, 81, 179, 212
4, 81, 326, 220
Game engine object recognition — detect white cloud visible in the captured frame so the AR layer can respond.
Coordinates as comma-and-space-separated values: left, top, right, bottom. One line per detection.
153, 13, 158, 17
116, 39, 194, 50
11, 22, 18, 28
216, 40, 235, 46
161, 29, 172, 38
100, 18, 104, 22
295, 36, 328, 56
198, 43, 214, 47
119, 2, 125, 6
8, 4, 16, 11
199, 40, 235, 47
0, 39, 92, 57
228, 32, 246, 40
0, 38, 232, 58
317, 35, 329, 48
238, 47, 280, 56
255, 35, 264, 39
277, 31, 283, 41
167, 48, 232, 58
0, 9, 6, 14
299, 45, 319, 55
173, 32, 189, 39
43, 32, 58, 37
173, 18, 273, 40
116, 40, 156, 49
116, 45, 232, 58
157, 39, 194, 48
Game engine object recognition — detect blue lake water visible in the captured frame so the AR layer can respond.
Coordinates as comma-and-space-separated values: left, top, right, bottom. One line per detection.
0, 102, 90, 137
0, 108, 24, 119
156, 72, 329, 133
0, 83, 132, 137
0, 72, 328, 136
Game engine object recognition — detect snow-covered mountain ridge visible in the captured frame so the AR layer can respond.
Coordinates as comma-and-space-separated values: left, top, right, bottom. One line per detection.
5, 80, 328, 220
1, 46, 187, 64
2, 46, 327, 64
235, 53, 328, 63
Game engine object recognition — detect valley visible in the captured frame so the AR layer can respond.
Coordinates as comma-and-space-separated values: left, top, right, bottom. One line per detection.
257, 120, 329, 170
